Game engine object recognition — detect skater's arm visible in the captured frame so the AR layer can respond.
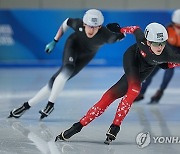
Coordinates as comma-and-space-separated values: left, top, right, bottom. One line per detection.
120, 26, 142, 42
45, 18, 70, 53
167, 62, 180, 68
159, 61, 180, 69
54, 18, 69, 41
166, 45, 180, 65
158, 46, 180, 68
120, 26, 140, 34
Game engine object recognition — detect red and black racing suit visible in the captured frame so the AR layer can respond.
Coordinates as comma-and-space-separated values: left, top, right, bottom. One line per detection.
79, 26, 180, 127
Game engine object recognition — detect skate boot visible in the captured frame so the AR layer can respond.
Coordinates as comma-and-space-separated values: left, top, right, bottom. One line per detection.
55, 122, 83, 142
149, 90, 163, 104
104, 124, 120, 145
8, 102, 30, 118
134, 93, 144, 102
39, 101, 54, 120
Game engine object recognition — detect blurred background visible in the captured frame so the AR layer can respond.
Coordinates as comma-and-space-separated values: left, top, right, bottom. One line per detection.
0, 0, 179, 9
0, 0, 180, 67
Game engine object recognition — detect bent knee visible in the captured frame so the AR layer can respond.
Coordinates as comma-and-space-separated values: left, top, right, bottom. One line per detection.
128, 83, 141, 96
102, 89, 120, 102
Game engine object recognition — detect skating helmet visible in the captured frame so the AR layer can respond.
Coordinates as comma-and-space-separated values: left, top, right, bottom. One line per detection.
83, 9, 104, 27
172, 9, 180, 24
144, 22, 168, 42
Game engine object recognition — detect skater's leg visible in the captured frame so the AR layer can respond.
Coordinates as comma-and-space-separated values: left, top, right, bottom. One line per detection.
104, 79, 141, 144
141, 67, 159, 94
113, 82, 141, 126
28, 84, 51, 106
134, 67, 159, 102
48, 68, 72, 103
80, 75, 128, 126
55, 89, 119, 141
55, 75, 128, 141
8, 83, 51, 118
55, 88, 122, 141
160, 68, 174, 90
150, 68, 174, 104
9, 84, 50, 118
39, 65, 74, 119
104, 48, 142, 144
40, 53, 95, 119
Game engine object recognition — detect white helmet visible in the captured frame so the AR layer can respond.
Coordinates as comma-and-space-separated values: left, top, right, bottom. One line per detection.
172, 9, 180, 24
83, 9, 104, 27
144, 22, 168, 42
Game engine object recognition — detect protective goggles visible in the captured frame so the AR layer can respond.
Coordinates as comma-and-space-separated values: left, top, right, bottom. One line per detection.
151, 41, 166, 47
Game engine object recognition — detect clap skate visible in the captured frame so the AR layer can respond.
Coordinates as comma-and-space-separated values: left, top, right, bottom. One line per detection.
55, 122, 83, 142
104, 124, 120, 145
39, 102, 54, 120
149, 90, 163, 104
8, 102, 30, 118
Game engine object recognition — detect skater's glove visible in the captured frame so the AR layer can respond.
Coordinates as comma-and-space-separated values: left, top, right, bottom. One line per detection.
106, 23, 122, 33
106, 23, 125, 40
45, 39, 58, 53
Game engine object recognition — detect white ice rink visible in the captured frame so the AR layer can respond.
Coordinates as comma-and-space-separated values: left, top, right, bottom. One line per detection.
0, 67, 180, 154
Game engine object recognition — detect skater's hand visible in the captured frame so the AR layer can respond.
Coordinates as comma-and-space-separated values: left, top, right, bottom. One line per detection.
45, 39, 57, 53
106, 23, 122, 33
106, 23, 125, 41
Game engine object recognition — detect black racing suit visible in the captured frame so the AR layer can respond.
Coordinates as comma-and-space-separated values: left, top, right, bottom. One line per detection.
48, 18, 124, 88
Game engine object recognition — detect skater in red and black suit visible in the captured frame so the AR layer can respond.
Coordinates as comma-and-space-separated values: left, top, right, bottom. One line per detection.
55, 22, 180, 144
135, 9, 180, 104
8, 9, 125, 120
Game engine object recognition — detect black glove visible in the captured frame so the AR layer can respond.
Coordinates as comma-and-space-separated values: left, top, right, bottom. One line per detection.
106, 23, 121, 33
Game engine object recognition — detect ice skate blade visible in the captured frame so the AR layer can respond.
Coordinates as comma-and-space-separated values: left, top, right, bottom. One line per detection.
39, 115, 46, 120
104, 138, 112, 145
8, 111, 20, 119
39, 110, 47, 120
8, 114, 13, 118
55, 133, 66, 142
